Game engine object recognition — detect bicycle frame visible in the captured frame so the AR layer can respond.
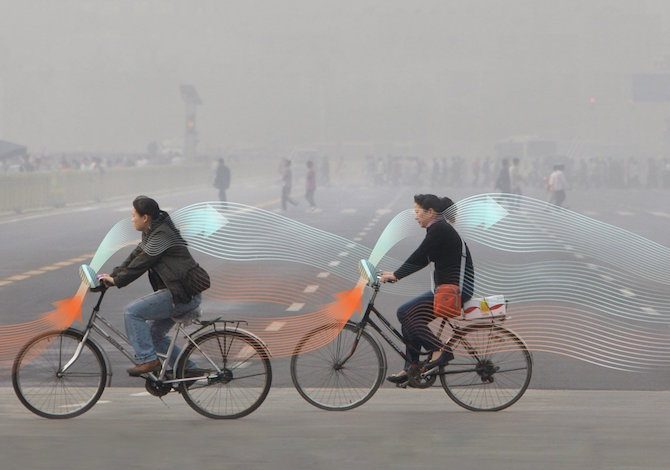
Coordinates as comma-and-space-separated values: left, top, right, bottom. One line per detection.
60, 288, 244, 386
341, 284, 485, 376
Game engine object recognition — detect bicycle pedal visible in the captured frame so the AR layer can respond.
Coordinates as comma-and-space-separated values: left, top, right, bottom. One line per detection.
396, 381, 409, 389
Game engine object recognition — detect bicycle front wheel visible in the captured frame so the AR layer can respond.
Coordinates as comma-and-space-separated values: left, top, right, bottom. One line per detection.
12, 330, 107, 419
440, 323, 532, 411
291, 322, 385, 411
176, 330, 272, 419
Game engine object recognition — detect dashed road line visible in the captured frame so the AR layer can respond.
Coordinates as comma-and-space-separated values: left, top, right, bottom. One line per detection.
6, 274, 29, 281
0, 280, 12, 287
619, 288, 636, 298
130, 392, 151, 397
338, 251, 349, 257
353, 237, 363, 241
286, 302, 305, 312
616, 210, 634, 216
303, 285, 319, 293
341, 208, 357, 214
53, 260, 76, 267
328, 260, 341, 267
346, 243, 356, 248
39, 265, 61, 271
640, 307, 659, 315
648, 211, 670, 219
23, 270, 46, 276
265, 321, 287, 332
317, 272, 330, 279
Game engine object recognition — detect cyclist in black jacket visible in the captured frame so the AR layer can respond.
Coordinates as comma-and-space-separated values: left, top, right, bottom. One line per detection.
380, 194, 474, 384
98, 196, 210, 377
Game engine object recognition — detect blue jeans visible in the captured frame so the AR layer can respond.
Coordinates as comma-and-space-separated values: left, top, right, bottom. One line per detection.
124, 289, 201, 366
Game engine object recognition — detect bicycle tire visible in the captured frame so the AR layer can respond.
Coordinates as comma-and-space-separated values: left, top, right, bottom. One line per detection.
176, 330, 272, 419
440, 323, 532, 411
291, 322, 386, 411
12, 329, 107, 419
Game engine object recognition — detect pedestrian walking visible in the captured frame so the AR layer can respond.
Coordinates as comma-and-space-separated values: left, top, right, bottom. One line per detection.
213, 158, 230, 204
280, 158, 298, 211
305, 160, 317, 210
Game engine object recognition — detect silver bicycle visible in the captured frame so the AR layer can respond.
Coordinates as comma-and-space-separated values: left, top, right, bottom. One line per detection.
12, 264, 272, 419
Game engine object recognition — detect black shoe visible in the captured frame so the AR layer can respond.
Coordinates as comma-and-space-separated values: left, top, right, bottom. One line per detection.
423, 350, 454, 370
386, 370, 409, 384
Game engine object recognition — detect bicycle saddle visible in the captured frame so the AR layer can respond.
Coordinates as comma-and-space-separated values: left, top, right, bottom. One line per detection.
172, 306, 202, 326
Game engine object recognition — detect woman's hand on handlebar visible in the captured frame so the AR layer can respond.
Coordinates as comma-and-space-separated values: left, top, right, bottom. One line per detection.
97, 274, 115, 287
379, 272, 397, 283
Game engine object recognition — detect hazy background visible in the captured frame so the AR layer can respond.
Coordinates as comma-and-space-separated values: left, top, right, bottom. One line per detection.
2, 0, 670, 158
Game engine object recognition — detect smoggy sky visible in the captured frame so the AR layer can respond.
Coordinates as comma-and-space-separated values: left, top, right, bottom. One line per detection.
1, 0, 670, 156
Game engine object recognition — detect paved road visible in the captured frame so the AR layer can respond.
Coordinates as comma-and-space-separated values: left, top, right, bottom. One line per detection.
1, 180, 670, 390
0, 387, 667, 470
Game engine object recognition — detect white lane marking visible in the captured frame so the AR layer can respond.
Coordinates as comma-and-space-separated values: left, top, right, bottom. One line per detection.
353, 237, 363, 241
39, 265, 61, 271
573, 253, 585, 259
286, 302, 305, 312
317, 272, 330, 278
619, 288, 636, 298
6, 274, 29, 281
236, 345, 256, 359
70, 256, 91, 262
338, 251, 349, 257
114, 207, 129, 212
303, 285, 319, 293
648, 211, 670, 218
616, 210, 634, 216
23, 270, 45, 276
328, 260, 341, 267
131, 392, 151, 397
0, 280, 12, 287
58, 400, 110, 408
340, 208, 357, 214
563, 245, 574, 250
640, 307, 659, 315
357, 231, 367, 236
600, 274, 614, 282
366, 222, 375, 227
586, 263, 598, 270
376, 208, 391, 215
265, 321, 286, 332
54, 260, 76, 267
346, 243, 356, 248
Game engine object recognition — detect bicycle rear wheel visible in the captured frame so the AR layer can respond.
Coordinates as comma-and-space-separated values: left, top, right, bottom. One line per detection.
291, 322, 385, 411
176, 330, 272, 419
440, 323, 532, 411
12, 329, 107, 419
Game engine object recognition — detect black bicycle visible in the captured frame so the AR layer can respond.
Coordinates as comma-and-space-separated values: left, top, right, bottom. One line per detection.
12, 264, 272, 419
290, 259, 532, 412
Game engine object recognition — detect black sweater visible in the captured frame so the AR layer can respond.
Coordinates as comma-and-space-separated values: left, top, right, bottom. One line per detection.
394, 218, 474, 301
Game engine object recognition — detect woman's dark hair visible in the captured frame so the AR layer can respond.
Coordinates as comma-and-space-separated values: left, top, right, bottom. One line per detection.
414, 194, 456, 222
133, 195, 160, 219
133, 195, 185, 240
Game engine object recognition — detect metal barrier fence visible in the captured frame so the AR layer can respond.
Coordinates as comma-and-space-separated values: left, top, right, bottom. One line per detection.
0, 164, 211, 213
